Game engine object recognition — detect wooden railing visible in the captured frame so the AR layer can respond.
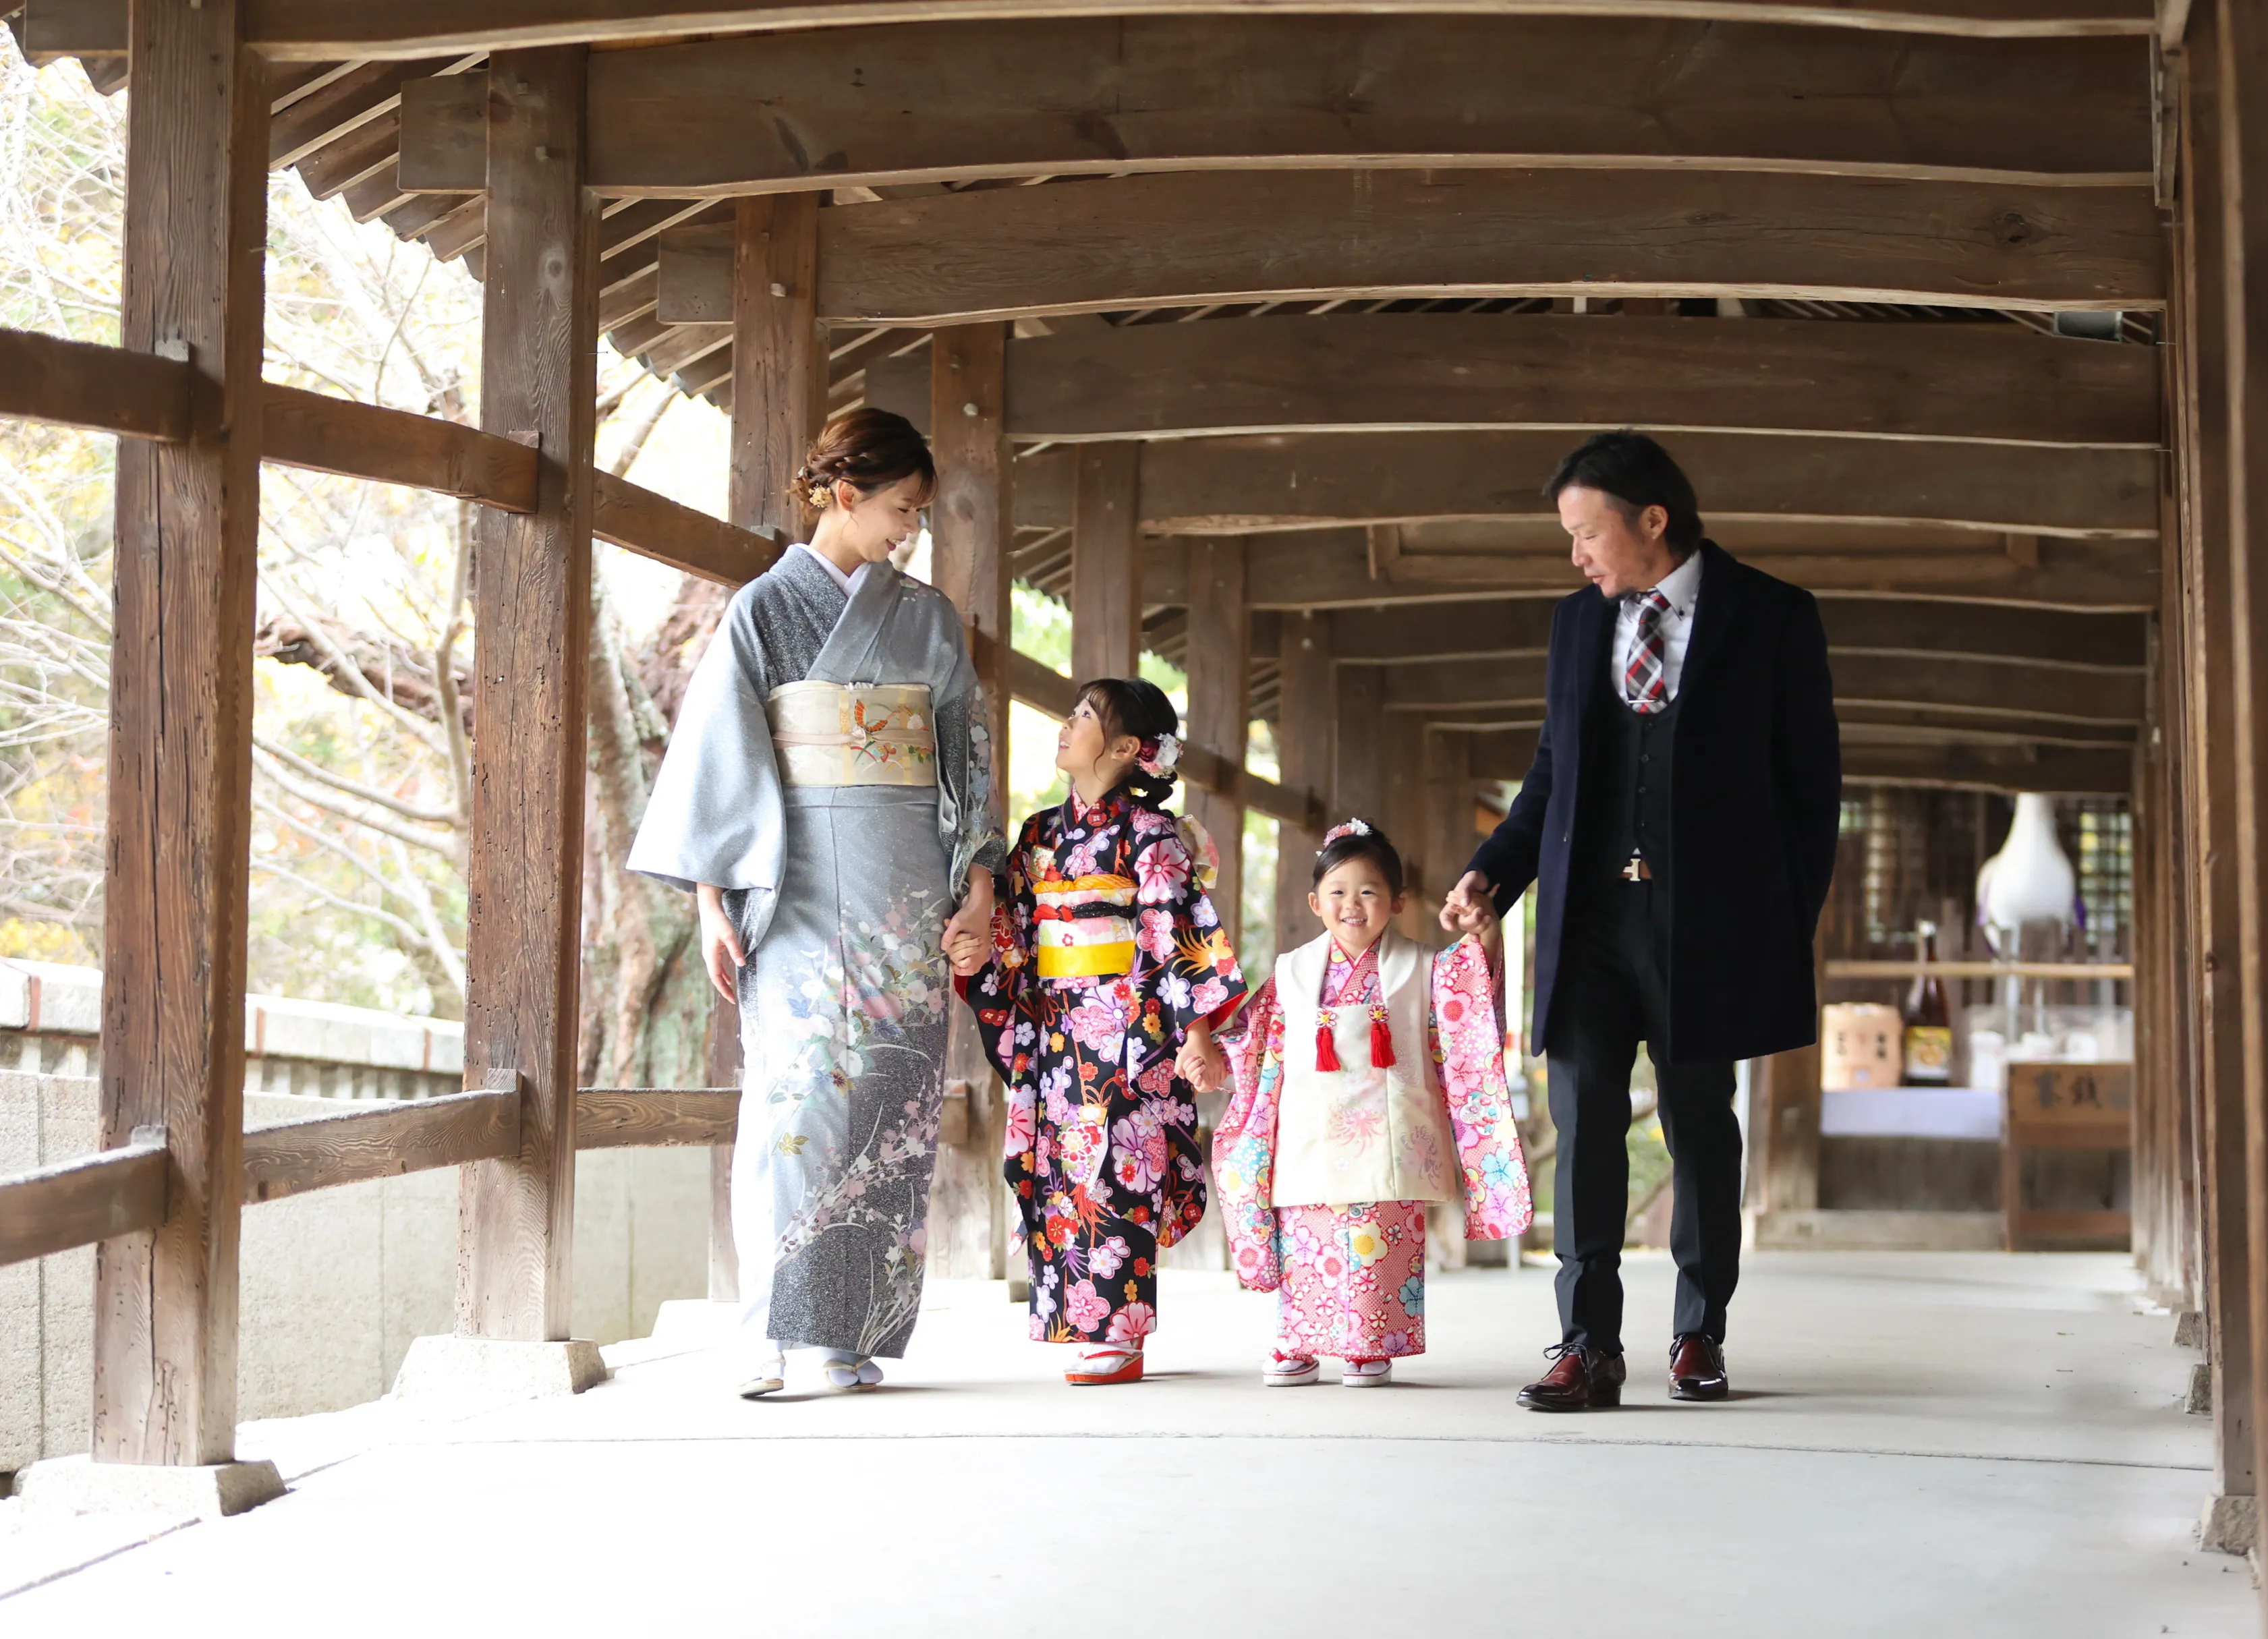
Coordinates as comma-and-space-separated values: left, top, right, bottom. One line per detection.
1824, 960, 2136, 981
0, 1073, 752, 1271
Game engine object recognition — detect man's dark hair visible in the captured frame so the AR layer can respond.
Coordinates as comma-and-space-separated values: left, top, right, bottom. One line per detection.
1543, 430, 1704, 554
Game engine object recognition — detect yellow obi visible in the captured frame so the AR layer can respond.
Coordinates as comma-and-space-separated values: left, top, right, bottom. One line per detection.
1033, 873, 1137, 980
766, 681, 937, 787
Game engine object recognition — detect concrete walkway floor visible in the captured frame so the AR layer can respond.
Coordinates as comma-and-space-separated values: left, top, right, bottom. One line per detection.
1, 1251, 2254, 1636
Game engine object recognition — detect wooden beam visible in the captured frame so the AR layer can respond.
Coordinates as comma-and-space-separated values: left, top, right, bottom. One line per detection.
0, 326, 191, 441
1274, 611, 1332, 956
1333, 663, 1386, 822
242, 1080, 522, 1203
457, 45, 597, 1344
820, 171, 2164, 324
573, 1087, 740, 1149
1329, 595, 2148, 666
1071, 443, 1141, 681
866, 313, 2161, 449
594, 470, 776, 584
543, 21, 2153, 196
1009, 428, 2159, 538
92, 0, 268, 1471
1384, 650, 2145, 723
263, 384, 541, 510
0, 1139, 167, 1270
729, 192, 823, 543
1466, 725, 2136, 791
239, 0, 2160, 64
1184, 538, 1249, 936
1145, 530, 2162, 612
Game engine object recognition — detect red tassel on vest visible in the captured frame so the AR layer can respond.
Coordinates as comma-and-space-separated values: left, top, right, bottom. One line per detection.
1368, 1007, 1397, 1070
1315, 1020, 1341, 1072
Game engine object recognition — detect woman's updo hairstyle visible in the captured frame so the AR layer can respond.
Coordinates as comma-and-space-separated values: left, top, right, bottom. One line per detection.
1076, 676, 1181, 809
790, 406, 936, 521
1311, 817, 1406, 898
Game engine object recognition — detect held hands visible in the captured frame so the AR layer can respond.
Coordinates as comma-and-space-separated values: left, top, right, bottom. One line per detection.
940, 867, 996, 978
1176, 1023, 1228, 1093
697, 883, 746, 1006
1438, 869, 1498, 938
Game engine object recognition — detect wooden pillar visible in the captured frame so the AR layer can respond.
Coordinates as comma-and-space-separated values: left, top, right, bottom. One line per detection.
457, 48, 598, 1341
1424, 731, 1476, 938
1071, 443, 1141, 681
928, 321, 1014, 1280
704, 1008, 739, 1304
729, 192, 824, 542
1185, 540, 1249, 941
2180, 13, 2255, 1512
1385, 718, 1431, 940
1332, 664, 1385, 823
1274, 612, 1332, 955
92, 0, 269, 1467
2212, 0, 2268, 1561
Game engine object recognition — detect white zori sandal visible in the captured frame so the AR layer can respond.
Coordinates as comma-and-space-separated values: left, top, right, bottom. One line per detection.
1263, 1350, 1320, 1387
822, 1352, 884, 1391
737, 1351, 787, 1400
1342, 1358, 1394, 1387
1065, 1342, 1143, 1386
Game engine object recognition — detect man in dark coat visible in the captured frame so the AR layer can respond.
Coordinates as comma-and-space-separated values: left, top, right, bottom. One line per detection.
1441, 430, 1840, 1410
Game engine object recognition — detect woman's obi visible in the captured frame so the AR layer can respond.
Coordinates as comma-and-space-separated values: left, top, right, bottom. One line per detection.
1032, 873, 1137, 981
766, 682, 936, 788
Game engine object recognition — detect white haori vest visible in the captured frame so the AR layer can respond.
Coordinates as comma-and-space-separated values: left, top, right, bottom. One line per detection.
1270, 927, 1456, 1209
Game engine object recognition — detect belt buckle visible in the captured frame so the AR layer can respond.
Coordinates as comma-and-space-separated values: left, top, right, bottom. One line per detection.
1622, 853, 1651, 883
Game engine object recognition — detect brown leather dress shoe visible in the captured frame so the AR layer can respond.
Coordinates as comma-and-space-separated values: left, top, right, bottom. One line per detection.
1517, 1344, 1626, 1412
1668, 1333, 1729, 1402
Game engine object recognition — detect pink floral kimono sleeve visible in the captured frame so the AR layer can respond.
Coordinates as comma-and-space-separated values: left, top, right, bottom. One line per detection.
1429, 938, 1535, 1240
1215, 975, 1286, 1292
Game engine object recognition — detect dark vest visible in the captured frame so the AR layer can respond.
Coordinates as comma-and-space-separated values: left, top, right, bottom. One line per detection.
1571, 661, 1680, 896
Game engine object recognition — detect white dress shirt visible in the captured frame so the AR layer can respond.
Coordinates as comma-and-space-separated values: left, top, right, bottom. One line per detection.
1609, 549, 1703, 705
789, 540, 870, 596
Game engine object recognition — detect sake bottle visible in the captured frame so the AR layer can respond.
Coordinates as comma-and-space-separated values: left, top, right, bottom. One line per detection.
1902, 920, 1954, 1085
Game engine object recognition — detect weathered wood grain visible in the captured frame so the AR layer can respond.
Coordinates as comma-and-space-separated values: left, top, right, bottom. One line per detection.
1012, 428, 2160, 538
1070, 442, 1141, 681
457, 45, 598, 1344
820, 170, 2165, 324
594, 470, 776, 584
240, 0, 2159, 65
241, 1083, 522, 1203
729, 193, 822, 543
93, 0, 268, 1470
0, 1141, 167, 1269
573, 1087, 740, 1149
915, 312, 2161, 448
1273, 611, 1332, 952
1139, 528, 2161, 612
566, 20, 2149, 195
1332, 664, 1386, 822
0, 326, 192, 441
396, 69, 488, 190
1183, 538, 1249, 929
263, 383, 540, 510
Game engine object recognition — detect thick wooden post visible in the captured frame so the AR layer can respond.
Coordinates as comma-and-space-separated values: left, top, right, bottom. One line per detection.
1185, 539, 1249, 941
1333, 664, 1386, 822
928, 321, 1014, 1279
1424, 731, 1476, 936
2179, 15, 2255, 1526
730, 192, 824, 542
457, 47, 598, 1342
1071, 443, 1141, 681
91, 0, 268, 1468
1274, 612, 1332, 954
2213, 0, 2268, 1568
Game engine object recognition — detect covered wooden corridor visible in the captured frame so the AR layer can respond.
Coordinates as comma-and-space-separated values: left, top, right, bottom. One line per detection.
0, 0, 2262, 1626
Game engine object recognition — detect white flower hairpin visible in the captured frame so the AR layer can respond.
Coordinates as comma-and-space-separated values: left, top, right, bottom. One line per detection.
1137, 732, 1181, 778
1319, 818, 1372, 852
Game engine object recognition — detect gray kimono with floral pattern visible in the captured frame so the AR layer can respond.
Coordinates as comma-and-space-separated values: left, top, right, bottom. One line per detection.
629, 550, 1003, 1358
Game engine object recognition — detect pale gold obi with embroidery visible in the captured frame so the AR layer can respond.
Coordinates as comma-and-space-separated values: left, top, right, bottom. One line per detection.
766, 681, 937, 788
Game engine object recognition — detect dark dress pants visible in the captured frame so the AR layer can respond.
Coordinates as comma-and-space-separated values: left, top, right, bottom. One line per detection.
1543, 880, 1742, 1355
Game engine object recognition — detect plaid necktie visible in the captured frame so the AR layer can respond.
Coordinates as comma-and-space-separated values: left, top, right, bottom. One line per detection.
1622, 588, 1674, 714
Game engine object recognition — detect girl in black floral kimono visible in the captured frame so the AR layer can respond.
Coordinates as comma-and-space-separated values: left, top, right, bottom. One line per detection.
961, 678, 1247, 1385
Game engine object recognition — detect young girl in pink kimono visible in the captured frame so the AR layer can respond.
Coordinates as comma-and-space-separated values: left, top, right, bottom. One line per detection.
1217, 820, 1531, 1386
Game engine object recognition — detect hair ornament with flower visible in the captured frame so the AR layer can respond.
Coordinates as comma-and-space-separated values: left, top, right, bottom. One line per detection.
1137, 731, 1181, 778
1319, 817, 1372, 852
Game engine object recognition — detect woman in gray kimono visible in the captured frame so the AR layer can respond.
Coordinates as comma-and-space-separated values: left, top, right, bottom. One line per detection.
627, 409, 1003, 1396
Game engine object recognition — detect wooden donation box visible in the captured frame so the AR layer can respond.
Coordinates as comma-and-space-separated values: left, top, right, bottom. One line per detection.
2001, 1061, 2133, 1251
